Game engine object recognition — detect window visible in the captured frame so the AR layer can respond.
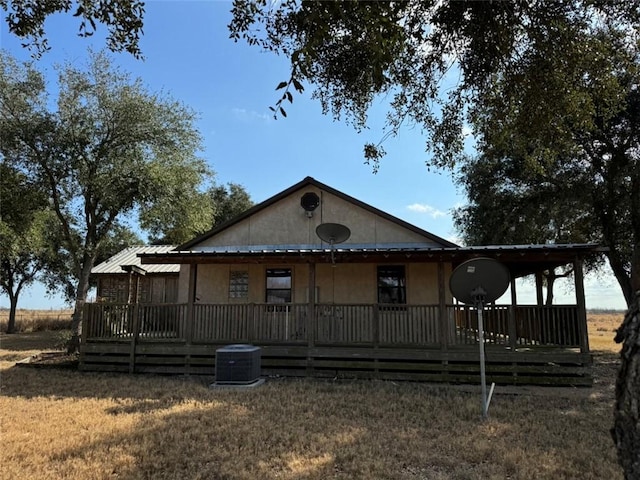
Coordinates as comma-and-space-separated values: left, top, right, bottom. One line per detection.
377, 266, 406, 304
229, 271, 249, 299
266, 268, 292, 303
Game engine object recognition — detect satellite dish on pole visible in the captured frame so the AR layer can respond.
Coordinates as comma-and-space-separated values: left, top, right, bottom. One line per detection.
450, 258, 510, 306
316, 223, 351, 265
450, 257, 510, 419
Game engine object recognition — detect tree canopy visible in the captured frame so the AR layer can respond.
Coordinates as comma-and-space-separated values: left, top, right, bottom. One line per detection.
0, 50, 210, 350
141, 181, 254, 246
1, 0, 145, 58
0, 162, 57, 333
229, 1, 639, 167
453, 151, 604, 304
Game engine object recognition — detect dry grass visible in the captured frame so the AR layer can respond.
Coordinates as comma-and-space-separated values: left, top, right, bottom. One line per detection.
0, 313, 624, 480
588, 312, 623, 353
0, 308, 74, 333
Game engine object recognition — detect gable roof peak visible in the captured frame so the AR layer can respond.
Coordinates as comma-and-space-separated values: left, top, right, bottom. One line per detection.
178, 176, 458, 250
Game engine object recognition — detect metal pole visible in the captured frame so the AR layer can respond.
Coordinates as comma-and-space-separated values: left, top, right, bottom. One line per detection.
478, 303, 488, 419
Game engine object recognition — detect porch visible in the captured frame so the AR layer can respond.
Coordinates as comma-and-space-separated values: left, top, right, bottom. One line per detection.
79, 302, 591, 385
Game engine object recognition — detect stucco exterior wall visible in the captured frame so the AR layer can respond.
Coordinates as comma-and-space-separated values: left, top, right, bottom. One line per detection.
193, 186, 435, 248
177, 261, 451, 305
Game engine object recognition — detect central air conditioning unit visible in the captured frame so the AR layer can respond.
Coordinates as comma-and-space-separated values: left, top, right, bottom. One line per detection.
215, 344, 262, 385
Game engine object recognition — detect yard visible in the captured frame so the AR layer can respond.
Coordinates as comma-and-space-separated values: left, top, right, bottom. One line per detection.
0, 313, 623, 480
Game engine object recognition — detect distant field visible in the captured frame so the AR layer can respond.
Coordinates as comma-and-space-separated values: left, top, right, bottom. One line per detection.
0, 309, 74, 332
588, 312, 623, 353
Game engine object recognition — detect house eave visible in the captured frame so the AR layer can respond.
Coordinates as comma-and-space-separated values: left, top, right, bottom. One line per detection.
140, 243, 604, 277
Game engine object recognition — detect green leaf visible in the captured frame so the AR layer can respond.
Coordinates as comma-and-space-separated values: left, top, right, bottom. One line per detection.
292, 78, 304, 93
275, 81, 288, 90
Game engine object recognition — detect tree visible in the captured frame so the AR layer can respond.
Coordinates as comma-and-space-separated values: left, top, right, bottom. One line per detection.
209, 182, 254, 227
613, 293, 640, 478
1, 0, 145, 58
141, 182, 253, 245
0, 162, 57, 333
0, 51, 210, 351
40, 221, 144, 302
453, 152, 604, 304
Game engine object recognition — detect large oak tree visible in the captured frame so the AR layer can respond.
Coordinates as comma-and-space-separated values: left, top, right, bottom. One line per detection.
0, 51, 211, 352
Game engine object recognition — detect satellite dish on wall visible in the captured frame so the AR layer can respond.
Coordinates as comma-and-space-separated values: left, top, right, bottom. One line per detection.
316, 223, 351, 245
316, 223, 351, 265
449, 257, 510, 419
449, 258, 510, 306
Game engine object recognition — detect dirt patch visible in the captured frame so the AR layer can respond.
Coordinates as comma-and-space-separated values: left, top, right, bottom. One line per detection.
15, 351, 79, 370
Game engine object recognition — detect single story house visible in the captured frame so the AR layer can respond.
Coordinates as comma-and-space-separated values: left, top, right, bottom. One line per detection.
80, 177, 600, 385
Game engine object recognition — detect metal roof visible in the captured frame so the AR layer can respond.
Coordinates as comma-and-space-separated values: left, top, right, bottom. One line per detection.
139, 243, 604, 279
91, 245, 180, 275
153, 242, 603, 256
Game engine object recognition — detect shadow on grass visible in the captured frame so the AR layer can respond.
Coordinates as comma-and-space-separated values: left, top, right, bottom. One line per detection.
0, 344, 623, 478
0, 330, 66, 352
34, 377, 621, 480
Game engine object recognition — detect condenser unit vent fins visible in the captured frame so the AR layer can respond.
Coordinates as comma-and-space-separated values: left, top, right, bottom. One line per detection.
215, 344, 261, 385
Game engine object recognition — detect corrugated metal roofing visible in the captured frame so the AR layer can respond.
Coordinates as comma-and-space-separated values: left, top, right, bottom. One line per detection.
139, 243, 603, 260
179, 243, 603, 255
91, 245, 180, 274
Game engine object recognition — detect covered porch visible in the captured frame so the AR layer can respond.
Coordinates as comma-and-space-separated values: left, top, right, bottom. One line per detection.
79, 244, 597, 385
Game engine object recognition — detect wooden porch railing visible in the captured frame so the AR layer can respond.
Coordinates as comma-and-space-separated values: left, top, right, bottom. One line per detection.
83, 302, 584, 350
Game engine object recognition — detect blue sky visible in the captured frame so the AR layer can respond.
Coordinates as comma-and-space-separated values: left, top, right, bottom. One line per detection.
0, 1, 627, 310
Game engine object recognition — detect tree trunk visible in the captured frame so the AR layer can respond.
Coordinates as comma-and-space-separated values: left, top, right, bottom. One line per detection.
6, 292, 18, 334
545, 273, 555, 306
607, 249, 635, 307
612, 292, 640, 478
67, 252, 95, 354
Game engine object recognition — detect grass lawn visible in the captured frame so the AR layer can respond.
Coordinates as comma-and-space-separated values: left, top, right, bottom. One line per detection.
0, 314, 624, 480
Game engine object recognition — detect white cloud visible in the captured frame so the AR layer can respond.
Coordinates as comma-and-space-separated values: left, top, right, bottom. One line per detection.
406, 203, 447, 218
231, 108, 271, 123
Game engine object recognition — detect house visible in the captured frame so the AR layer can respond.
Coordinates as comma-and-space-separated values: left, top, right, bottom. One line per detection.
80, 177, 598, 385
91, 245, 179, 304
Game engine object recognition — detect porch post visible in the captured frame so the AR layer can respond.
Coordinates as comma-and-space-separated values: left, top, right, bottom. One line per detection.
438, 261, 448, 350
129, 302, 140, 374
127, 271, 134, 304
508, 277, 517, 350
308, 262, 316, 347
186, 263, 197, 345
573, 257, 590, 353
307, 262, 316, 375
